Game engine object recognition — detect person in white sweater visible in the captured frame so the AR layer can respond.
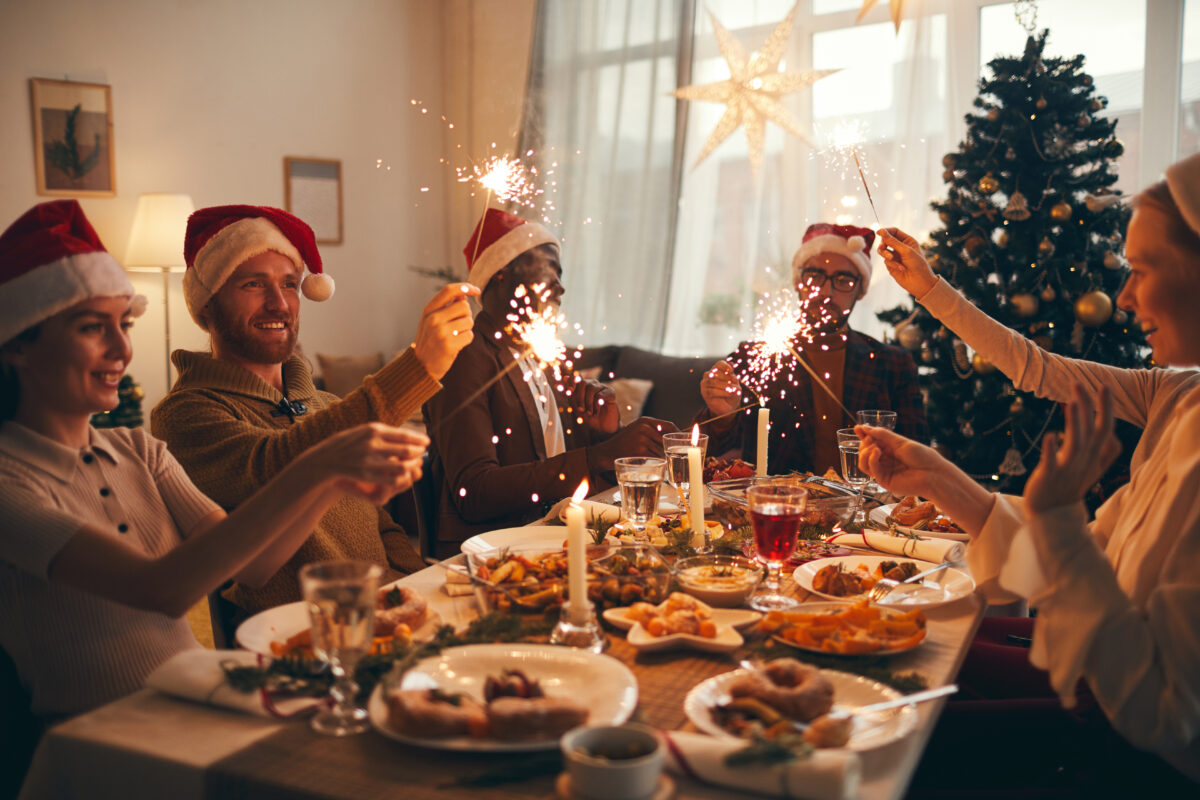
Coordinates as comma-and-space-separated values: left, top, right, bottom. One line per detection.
858, 151, 1200, 791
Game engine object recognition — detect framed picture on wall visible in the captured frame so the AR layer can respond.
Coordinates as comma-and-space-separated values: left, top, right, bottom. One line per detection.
30, 78, 116, 197
284, 157, 343, 244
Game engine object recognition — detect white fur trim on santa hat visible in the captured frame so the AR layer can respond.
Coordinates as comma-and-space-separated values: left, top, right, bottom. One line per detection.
1166, 150, 1200, 240
0, 250, 132, 345
792, 234, 872, 291
467, 221, 559, 290
184, 216, 303, 327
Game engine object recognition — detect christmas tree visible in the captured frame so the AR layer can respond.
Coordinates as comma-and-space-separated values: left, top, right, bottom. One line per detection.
91, 375, 144, 429
878, 30, 1147, 495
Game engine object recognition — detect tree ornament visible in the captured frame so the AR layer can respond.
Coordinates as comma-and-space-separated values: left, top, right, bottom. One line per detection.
1104, 138, 1125, 157
1113, 309, 1128, 324
921, 345, 936, 363
1038, 236, 1055, 258
952, 340, 973, 378
977, 173, 1000, 194
1085, 192, 1120, 212
1077, 114, 1090, 127
998, 447, 1027, 476
1082, 74, 1094, 86
935, 326, 950, 341
1005, 147, 1017, 160
1103, 251, 1121, 269
987, 108, 999, 122
942, 169, 955, 182
1004, 191, 1031, 221
1075, 290, 1113, 327
964, 234, 987, 258
1035, 96, 1047, 110
995, 229, 1009, 248
942, 153, 956, 168
1091, 97, 1106, 111
972, 353, 997, 374
896, 323, 923, 350
1010, 292, 1038, 317
938, 209, 952, 223
961, 420, 975, 438
130, 384, 145, 402
1040, 285, 1056, 302
1050, 201, 1073, 221
1009, 397, 1025, 415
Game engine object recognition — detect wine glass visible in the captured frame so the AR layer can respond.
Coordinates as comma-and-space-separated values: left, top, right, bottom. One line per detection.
746, 480, 808, 612
855, 410, 896, 497
837, 428, 870, 527
299, 560, 382, 736
614, 457, 666, 542
663, 431, 708, 510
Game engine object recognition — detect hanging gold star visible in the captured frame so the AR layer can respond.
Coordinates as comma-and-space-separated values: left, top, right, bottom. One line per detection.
857, 0, 910, 34
672, 1, 839, 173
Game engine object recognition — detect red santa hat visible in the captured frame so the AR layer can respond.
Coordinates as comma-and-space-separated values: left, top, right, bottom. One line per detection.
792, 223, 876, 291
463, 208, 559, 289
0, 200, 144, 345
182, 204, 333, 326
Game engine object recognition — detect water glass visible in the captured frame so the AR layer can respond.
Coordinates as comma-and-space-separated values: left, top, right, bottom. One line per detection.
299, 560, 382, 736
662, 431, 707, 509
614, 457, 666, 542
746, 480, 808, 612
856, 409, 897, 430
837, 428, 869, 526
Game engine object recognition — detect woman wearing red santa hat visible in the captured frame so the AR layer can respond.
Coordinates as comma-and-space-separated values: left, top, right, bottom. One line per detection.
864, 151, 1200, 793
0, 202, 427, 730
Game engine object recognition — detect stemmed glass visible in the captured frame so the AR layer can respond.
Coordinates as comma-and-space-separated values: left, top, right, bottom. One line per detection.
614, 457, 666, 542
855, 410, 896, 498
663, 431, 708, 511
747, 480, 808, 612
299, 560, 382, 736
837, 428, 870, 527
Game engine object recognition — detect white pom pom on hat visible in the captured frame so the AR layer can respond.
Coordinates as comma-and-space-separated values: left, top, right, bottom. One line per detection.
301, 272, 335, 301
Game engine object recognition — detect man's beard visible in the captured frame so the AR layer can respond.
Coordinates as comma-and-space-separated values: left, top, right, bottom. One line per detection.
207, 302, 298, 366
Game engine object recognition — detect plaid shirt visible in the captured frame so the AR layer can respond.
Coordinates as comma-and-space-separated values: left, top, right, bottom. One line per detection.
697, 330, 928, 475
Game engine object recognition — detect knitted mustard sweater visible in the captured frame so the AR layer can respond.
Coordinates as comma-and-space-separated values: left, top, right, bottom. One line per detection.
150, 347, 437, 613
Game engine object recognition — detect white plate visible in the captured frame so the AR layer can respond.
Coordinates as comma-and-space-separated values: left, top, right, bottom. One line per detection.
602, 606, 761, 632
460, 526, 569, 556
683, 668, 918, 751
869, 504, 969, 542
235, 582, 441, 655
792, 556, 975, 610
769, 601, 925, 656
624, 621, 743, 653
368, 643, 638, 751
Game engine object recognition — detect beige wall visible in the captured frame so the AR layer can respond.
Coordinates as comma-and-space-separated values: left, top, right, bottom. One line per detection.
0, 0, 535, 411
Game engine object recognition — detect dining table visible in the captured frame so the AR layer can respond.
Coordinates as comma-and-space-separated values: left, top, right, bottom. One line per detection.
19, 496, 985, 800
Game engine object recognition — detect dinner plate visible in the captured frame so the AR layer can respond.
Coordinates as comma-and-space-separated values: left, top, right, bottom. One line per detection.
235, 583, 442, 656
792, 555, 975, 609
602, 606, 761, 632
460, 526, 569, 556
769, 601, 925, 656
683, 668, 918, 751
368, 643, 638, 751
869, 504, 969, 542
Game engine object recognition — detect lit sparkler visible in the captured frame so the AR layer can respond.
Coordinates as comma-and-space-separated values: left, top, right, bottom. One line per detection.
456, 154, 543, 209
821, 120, 880, 224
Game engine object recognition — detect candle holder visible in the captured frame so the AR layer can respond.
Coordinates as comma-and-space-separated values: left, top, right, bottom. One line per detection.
549, 600, 607, 653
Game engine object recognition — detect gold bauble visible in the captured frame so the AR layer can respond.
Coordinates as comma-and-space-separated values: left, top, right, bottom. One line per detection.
972, 353, 997, 373
942, 169, 955, 182
1035, 96, 1047, 110
942, 154, 956, 168
939, 209, 952, 223
1103, 251, 1121, 269
1050, 201, 1073, 221
1040, 285, 1056, 302
1105, 138, 1125, 157
1038, 236, 1055, 257
1010, 293, 1038, 318
987, 108, 1000, 122
896, 324, 924, 351
1075, 290, 1114, 327
995, 229, 1010, 248
964, 234, 987, 257
1010, 397, 1025, 414
130, 386, 145, 401
977, 174, 999, 194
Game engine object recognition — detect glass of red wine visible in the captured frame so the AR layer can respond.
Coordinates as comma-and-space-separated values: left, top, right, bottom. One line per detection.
746, 480, 808, 612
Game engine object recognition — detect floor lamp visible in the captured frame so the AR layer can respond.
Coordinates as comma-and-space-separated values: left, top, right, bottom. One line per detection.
123, 193, 195, 391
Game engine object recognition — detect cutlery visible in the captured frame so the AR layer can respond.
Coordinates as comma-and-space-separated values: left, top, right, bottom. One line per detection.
868, 561, 953, 603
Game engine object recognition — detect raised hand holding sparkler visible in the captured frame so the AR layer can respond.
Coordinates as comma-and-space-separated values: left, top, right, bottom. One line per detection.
411, 282, 479, 380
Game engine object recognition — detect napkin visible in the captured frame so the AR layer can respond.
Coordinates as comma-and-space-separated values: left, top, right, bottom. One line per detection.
826, 528, 965, 564
663, 731, 860, 800
145, 649, 324, 719
442, 565, 474, 596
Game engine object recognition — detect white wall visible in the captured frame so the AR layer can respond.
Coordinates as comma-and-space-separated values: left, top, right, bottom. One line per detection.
0, 0, 466, 410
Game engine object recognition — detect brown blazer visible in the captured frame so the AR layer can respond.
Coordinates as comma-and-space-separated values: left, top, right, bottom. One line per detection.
422, 310, 608, 557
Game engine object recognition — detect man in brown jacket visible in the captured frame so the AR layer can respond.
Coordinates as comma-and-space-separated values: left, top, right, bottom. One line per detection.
423, 209, 674, 557
151, 205, 474, 617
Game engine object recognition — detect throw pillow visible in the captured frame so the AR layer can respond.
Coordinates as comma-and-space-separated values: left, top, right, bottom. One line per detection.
316, 351, 385, 397
606, 377, 654, 427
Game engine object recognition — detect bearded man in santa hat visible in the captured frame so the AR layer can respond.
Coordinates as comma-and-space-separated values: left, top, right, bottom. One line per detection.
151, 205, 475, 626
422, 209, 677, 557
698, 223, 927, 475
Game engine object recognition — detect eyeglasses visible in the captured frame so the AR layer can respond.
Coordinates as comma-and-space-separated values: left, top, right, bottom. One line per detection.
799, 269, 859, 292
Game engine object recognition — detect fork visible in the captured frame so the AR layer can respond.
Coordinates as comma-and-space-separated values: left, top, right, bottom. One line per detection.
868, 561, 953, 604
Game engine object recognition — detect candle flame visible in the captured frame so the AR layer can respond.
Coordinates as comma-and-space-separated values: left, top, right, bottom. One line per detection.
572, 479, 589, 504
691, 423, 700, 446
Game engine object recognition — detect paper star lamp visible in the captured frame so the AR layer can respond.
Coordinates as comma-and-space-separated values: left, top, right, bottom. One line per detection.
857, 0, 910, 34
672, 1, 839, 173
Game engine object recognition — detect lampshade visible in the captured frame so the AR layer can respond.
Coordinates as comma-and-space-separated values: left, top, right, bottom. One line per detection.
124, 193, 195, 267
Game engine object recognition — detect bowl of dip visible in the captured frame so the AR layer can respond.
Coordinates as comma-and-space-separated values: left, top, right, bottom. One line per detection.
673, 555, 763, 607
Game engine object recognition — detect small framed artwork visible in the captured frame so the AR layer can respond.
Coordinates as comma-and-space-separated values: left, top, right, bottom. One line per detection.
284, 157, 343, 244
30, 78, 116, 197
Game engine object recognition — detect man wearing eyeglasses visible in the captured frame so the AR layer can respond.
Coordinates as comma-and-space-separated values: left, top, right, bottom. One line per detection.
697, 223, 927, 475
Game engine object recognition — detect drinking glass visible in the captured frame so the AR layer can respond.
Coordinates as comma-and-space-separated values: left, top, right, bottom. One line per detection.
662, 431, 708, 510
299, 560, 382, 736
614, 457, 666, 542
837, 428, 870, 527
855, 410, 896, 496
747, 481, 808, 612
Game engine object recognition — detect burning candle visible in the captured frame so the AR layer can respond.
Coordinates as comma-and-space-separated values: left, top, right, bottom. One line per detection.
566, 479, 590, 623
688, 440, 705, 546
756, 406, 770, 477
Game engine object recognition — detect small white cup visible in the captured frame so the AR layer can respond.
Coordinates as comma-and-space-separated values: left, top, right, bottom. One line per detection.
560, 723, 664, 800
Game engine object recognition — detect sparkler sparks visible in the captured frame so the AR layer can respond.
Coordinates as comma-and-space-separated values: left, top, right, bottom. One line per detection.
456, 154, 544, 209
820, 120, 880, 224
